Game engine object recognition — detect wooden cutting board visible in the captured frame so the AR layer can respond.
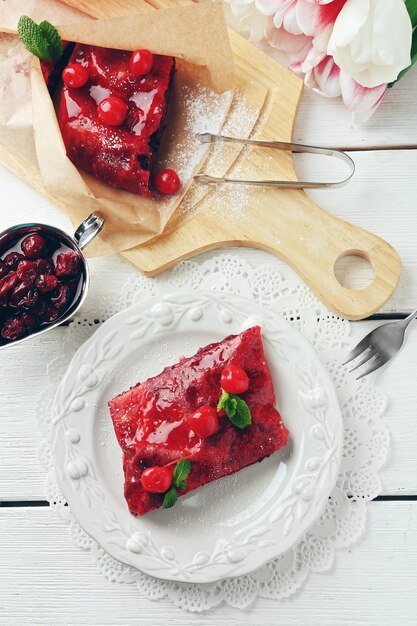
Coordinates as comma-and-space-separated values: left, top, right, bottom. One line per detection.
8, 0, 403, 319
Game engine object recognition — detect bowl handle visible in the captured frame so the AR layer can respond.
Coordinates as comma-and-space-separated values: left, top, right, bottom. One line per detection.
74, 213, 105, 251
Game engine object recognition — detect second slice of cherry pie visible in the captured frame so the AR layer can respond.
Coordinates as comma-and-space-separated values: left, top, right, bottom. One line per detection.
109, 326, 289, 516
58, 45, 174, 195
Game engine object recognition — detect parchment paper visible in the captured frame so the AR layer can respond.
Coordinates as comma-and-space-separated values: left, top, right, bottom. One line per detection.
0, 1, 234, 254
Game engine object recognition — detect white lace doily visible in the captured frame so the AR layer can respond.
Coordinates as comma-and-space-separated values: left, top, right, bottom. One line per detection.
36, 251, 389, 612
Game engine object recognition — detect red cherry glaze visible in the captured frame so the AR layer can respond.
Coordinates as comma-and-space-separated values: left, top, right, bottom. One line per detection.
221, 364, 250, 395
154, 169, 181, 195
55, 251, 80, 278
129, 49, 154, 76
188, 405, 219, 438
16, 260, 37, 284
36, 274, 58, 295
62, 63, 89, 88
97, 96, 128, 126
140, 466, 173, 494
21, 234, 48, 260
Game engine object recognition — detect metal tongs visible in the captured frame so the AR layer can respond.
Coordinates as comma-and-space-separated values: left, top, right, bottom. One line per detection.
194, 133, 355, 189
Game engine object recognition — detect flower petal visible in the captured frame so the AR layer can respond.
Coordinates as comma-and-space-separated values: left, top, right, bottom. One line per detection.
339, 69, 386, 125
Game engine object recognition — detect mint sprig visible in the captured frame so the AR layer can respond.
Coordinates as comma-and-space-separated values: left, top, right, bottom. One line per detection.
17, 16, 63, 62
218, 390, 252, 429
162, 459, 192, 509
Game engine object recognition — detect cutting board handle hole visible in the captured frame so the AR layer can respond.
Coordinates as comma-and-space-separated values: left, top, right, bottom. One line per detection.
334, 252, 374, 291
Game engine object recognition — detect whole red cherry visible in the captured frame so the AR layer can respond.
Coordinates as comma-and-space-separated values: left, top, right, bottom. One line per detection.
21, 234, 48, 260
55, 251, 80, 278
154, 169, 181, 195
36, 274, 58, 295
50, 284, 70, 312
10, 281, 39, 309
62, 63, 89, 88
141, 466, 173, 494
221, 364, 250, 395
0, 261, 8, 279
97, 96, 128, 126
43, 305, 61, 323
35, 258, 55, 275
3, 252, 25, 270
16, 260, 37, 284
1, 315, 27, 341
129, 49, 154, 76
189, 405, 219, 438
0, 271, 18, 300
20, 312, 38, 332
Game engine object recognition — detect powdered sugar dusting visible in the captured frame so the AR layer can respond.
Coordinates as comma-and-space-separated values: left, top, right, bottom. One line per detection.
169, 89, 262, 227
160, 84, 233, 183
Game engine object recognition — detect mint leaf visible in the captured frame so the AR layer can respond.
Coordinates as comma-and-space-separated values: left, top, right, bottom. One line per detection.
172, 459, 191, 487
217, 390, 230, 412
218, 390, 252, 429
177, 480, 187, 490
17, 16, 62, 62
232, 397, 252, 429
162, 486, 178, 509
224, 396, 237, 417
39, 20, 63, 60
217, 390, 238, 417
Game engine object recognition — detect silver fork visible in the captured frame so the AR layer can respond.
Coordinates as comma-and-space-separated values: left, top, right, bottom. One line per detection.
344, 308, 417, 379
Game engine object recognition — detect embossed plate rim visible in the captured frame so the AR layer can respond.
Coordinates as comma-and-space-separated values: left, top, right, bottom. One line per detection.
51, 290, 343, 583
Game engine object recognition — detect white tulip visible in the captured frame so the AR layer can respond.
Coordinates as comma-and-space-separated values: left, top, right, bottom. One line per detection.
328, 0, 412, 88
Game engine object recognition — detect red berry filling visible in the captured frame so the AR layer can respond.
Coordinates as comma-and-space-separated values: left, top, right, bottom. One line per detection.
55, 251, 81, 278
10, 281, 39, 310
4, 252, 25, 270
36, 274, 58, 295
16, 260, 38, 284
0, 232, 84, 344
58, 45, 175, 196
21, 234, 48, 260
109, 326, 289, 516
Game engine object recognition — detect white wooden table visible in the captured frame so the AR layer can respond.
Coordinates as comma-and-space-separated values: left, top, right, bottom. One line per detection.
1, 69, 417, 625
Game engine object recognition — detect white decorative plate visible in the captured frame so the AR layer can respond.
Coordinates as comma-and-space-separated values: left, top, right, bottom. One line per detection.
51, 291, 342, 584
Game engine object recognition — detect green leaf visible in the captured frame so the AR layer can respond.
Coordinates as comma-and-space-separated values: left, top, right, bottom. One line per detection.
177, 481, 188, 490
228, 396, 252, 429
162, 487, 178, 509
39, 20, 63, 60
224, 396, 237, 418
217, 390, 230, 412
172, 459, 191, 487
17, 16, 62, 62
406, 0, 417, 27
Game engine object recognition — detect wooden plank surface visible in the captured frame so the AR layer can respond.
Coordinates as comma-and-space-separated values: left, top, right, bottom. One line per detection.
1, 504, 416, 625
